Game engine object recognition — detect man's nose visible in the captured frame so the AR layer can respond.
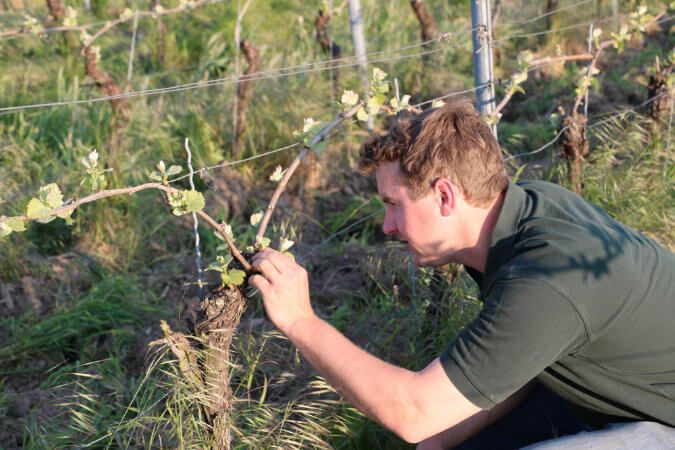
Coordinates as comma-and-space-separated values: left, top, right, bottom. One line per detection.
382, 211, 397, 235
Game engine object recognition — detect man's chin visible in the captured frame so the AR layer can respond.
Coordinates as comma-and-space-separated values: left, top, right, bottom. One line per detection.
410, 252, 451, 268
409, 252, 436, 268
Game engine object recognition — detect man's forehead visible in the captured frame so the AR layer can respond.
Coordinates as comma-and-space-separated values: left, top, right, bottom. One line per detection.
376, 162, 406, 196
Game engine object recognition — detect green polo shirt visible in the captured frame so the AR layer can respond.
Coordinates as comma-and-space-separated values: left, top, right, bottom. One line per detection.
440, 180, 675, 426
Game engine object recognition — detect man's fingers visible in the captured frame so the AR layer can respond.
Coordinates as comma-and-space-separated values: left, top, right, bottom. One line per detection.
248, 273, 270, 293
259, 259, 281, 280
255, 248, 296, 272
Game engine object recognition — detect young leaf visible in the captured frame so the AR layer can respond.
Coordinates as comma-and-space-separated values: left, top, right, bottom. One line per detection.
366, 97, 381, 115
302, 118, 320, 133
57, 209, 74, 226
182, 190, 205, 213
371, 67, 387, 83
341, 90, 359, 107
149, 172, 163, 182
313, 140, 328, 153
356, 107, 369, 122
6, 218, 25, 232
279, 238, 294, 253
227, 269, 246, 286
26, 198, 52, 219
250, 211, 263, 226
0, 222, 12, 238
38, 184, 63, 209
255, 236, 271, 250
221, 222, 233, 237
269, 165, 284, 182
167, 192, 183, 208
166, 165, 183, 176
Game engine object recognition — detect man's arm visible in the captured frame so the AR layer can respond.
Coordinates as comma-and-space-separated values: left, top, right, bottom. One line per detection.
417, 381, 535, 449
250, 249, 483, 443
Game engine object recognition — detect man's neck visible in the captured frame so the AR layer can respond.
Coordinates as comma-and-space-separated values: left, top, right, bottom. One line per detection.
457, 192, 505, 273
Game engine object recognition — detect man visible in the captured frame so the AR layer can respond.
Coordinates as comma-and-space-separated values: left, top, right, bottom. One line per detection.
249, 101, 675, 448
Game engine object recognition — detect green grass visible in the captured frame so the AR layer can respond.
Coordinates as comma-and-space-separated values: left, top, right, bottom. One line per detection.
0, 0, 673, 447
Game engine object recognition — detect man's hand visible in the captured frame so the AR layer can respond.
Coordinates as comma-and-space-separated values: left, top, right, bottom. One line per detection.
249, 249, 315, 335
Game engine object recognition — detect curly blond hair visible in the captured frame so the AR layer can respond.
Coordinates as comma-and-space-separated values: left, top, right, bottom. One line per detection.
359, 99, 508, 207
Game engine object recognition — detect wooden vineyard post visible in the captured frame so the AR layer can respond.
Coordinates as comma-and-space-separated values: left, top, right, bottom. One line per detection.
560, 112, 589, 195
409, 0, 438, 95
46, 0, 65, 25
46, 0, 75, 49
315, 9, 342, 99
8, 0, 24, 10
83, 46, 130, 155
646, 56, 674, 137
410, 0, 437, 54
234, 39, 260, 160
83, 47, 128, 117
150, 0, 167, 68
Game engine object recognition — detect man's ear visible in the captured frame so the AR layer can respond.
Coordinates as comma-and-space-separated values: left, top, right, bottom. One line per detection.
434, 178, 456, 217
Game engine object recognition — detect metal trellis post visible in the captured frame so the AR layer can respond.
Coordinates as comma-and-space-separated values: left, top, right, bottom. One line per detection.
471, 0, 497, 138
348, 0, 373, 130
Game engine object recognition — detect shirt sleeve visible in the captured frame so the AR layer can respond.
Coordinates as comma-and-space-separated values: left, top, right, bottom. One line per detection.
440, 277, 590, 410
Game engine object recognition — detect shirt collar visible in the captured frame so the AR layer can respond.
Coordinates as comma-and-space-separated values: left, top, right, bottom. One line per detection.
470, 182, 528, 294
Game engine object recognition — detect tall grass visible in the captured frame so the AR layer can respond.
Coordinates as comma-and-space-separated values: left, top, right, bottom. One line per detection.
1, 0, 672, 447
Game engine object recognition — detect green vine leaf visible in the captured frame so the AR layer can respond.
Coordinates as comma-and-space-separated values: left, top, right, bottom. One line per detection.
222, 269, 246, 287
207, 254, 232, 273
390, 94, 412, 112
26, 185, 72, 225
313, 140, 328, 153
166, 165, 183, 177
340, 90, 359, 109
279, 238, 294, 253
183, 190, 204, 212
38, 183, 63, 209
0, 223, 11, 238
63, 6, 78, 27
0, 218, 26, 238
250, 211, 263, 226
269, 165, 285, 182
81, 150, 108, 191
26, 198, 52, 219
255, 236, 271, 251
356, 107, 369, 122
168, 190, 205, 215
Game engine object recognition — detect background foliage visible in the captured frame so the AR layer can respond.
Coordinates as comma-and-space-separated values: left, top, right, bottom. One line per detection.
0, 0, 672, 447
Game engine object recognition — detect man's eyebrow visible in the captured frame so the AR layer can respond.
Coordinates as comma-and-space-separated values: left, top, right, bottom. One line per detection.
381, 196, 395, 203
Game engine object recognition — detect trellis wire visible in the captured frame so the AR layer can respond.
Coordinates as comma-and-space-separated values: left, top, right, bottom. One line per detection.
166, 57, 603, 187
0, 0, 232, 40
0, 1, 629, 114
298, 208, 385, 262
130, 0, 598, 84
0, 0, 591, 42
505, 91, 668, 162
126, 11, 139, 88
495, 14, 672, 44
0, 45, 455, 113
493, 0, 593, 30
584, 24, 593, 118
184, 138, 204, 301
